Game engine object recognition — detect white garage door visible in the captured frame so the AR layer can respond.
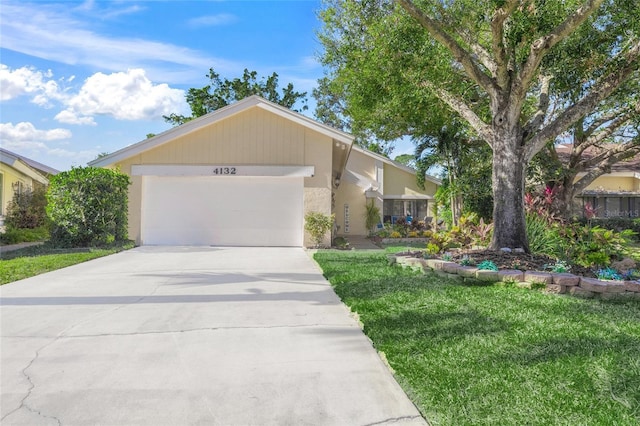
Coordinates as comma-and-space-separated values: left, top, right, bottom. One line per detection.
142, 176, 304, 246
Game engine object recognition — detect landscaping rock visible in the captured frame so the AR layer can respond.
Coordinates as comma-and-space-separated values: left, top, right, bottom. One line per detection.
498, 269, 524, 283
546, 284, 567, 294
514, 248, 526, 253
552, 273, 580, 287
570, 286, 594, 298
476, 270, 499, 282
580, 278, 625, 294
624, 280, 640, 293
500, 247, 512, 253
611, 257, 637, 272
442, 262, 461, 274
524, 271, 553, 285
516, 282, 533, 289
457, 266, 478, 278
425, 259, 445, 270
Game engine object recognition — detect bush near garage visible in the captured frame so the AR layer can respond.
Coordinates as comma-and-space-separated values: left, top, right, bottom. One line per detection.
46, 167, 131, 247
304, 212, 334, 248
4, 185, 48, 230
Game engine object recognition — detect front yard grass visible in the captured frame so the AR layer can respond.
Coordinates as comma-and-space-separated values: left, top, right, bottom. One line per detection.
0, 242, 134, 285
314, 250, 640, 426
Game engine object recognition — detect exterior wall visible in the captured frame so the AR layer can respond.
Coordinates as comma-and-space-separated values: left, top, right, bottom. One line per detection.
583, 175, 637, 192
114, 106, 333, 246
0, 164, 33, 217
383, 164, 437, 198
334, 149, 378, 237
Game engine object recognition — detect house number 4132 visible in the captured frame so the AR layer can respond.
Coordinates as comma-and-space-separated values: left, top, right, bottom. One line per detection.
212, 167, 237, 175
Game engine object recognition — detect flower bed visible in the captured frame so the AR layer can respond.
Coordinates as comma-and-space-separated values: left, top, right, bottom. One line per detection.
390, 254, 640, 300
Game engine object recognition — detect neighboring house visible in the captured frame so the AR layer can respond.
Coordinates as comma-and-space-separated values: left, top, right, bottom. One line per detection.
90, 96, 440, 247
0, 148, 59, 221
556, 144, 640, 218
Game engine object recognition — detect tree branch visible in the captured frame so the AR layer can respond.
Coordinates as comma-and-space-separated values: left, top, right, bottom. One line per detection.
525, 40, 640, 161
418, 79, 494, 145
491, 0, 520, 88
515, 0, 605, 103
396, 0, 500, 99
573, 141, 640, 194
523, 74, 552, 137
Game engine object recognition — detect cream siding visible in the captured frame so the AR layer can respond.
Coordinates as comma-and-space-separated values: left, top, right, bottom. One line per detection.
583, 176, 637, 192
114, 106, 334, 246
334, 150, 380, 237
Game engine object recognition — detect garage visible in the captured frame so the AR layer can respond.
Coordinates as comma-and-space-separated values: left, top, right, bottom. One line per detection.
141, 175, 304, 246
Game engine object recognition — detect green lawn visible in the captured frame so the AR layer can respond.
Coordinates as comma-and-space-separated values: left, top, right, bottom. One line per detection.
0, 243, 134, 285
314, 250, 640, 426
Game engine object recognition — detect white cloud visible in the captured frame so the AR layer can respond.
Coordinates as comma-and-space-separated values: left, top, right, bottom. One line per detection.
54, 110, 97, 126
0, 2, 239, 84
188, 13, 238, 28
0, 64, 61, 102
0, 122, 72, 142
61, 69, 187, 122
0, 122, 72, 152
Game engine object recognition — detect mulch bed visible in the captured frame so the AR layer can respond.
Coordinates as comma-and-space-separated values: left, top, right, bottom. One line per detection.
398, 248, 597, 278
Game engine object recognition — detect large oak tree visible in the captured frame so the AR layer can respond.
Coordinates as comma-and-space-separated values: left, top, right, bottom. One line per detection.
317, 0, 640, 251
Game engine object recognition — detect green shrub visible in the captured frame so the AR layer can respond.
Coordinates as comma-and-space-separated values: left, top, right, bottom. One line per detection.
0, 226, 49, 245
304, 212, 334, 247
5, 186, 48, 229
526, 213, 563, 257
560, 224, 633, 268
46, 167, 131, 248
577, 217, 640, 241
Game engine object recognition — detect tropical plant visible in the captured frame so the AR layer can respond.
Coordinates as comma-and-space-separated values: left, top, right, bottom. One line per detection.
559, 224, 634, 268
46, 167, 131, 247
526, 213, 564, 258
304, 212, 334, 247
364, 200, 381, 236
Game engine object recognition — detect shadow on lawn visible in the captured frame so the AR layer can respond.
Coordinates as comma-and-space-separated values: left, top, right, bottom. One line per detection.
364, 308, 510, 343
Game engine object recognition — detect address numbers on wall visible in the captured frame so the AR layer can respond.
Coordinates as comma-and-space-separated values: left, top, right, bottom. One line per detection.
212, 167, 237, 175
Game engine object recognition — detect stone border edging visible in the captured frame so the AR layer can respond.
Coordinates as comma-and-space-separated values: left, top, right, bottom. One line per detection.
390, 254, 640, 300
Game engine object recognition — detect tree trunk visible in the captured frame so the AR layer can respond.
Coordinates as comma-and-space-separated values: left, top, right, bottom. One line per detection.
559, 173, 579, 219
489, 132, 529, 251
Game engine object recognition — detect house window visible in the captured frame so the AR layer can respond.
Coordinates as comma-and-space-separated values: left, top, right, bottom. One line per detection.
581, 196, 640, 218
383, 199, 428, 223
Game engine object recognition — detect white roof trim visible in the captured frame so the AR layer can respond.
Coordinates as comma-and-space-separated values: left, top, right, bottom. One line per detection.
350, 145, 441, 185
0, 154, 49, 185
343, 169, 377, 190
131, 164, 314, 177
89, 95, 354, 168
383, 194, 434, 200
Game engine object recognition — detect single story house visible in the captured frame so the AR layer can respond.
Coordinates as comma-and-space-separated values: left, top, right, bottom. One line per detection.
90, 96, 440, 247
556, 144, 640, 218
0, 148, 58, 220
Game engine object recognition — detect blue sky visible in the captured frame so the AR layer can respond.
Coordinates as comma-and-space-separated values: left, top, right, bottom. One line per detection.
0, 0, 417, 171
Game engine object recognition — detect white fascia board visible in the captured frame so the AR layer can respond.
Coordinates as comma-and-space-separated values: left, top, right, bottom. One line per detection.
350, 145, 442, 185
383, 194, 434, 200
90, 95, 353, 168
2, 159, 49, 185
132, 164, 315, 177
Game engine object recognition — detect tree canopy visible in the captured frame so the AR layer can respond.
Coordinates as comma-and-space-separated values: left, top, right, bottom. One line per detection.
165, 68, 308, 126
317, 0, 640, 251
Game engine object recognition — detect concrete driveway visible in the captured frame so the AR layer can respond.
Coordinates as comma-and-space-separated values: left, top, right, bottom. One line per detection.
1, 247, 426, 425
